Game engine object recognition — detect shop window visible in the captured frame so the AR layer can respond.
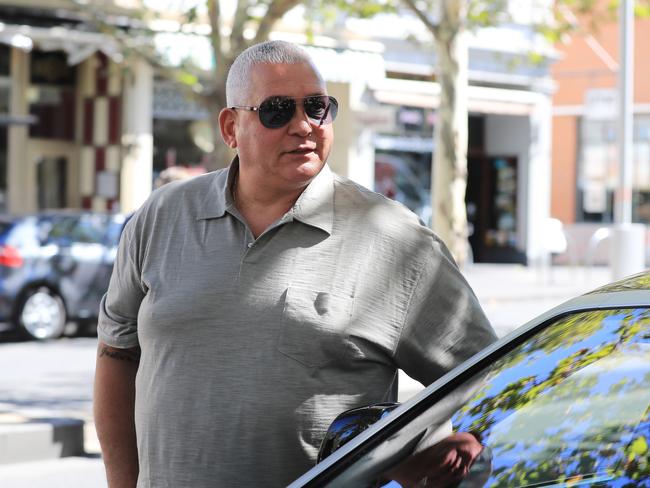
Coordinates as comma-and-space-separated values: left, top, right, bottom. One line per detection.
374, 150, 432, 225
0, 45, 8, 76
395, 107, 434, 136
576, 116, 650, 223
28, 51, 76, 140
153, 118, 208, 175
37, 157, 67, 209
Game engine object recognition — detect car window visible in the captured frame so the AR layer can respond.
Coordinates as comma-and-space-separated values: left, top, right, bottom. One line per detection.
0, 221, 13, 237
315, 308, 650, 488
69, 214, 108, 244
452, 308, 650, 488
43, 216, 79, 246
105, 214, 127, 246
5, 218, 39, 247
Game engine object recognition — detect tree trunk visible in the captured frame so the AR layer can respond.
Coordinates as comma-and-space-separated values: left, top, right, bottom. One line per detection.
431, 0, 469, 266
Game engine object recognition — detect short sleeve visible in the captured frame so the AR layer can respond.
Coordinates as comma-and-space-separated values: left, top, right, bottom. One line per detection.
394, 237, 497, 387
97, 216, 146, 349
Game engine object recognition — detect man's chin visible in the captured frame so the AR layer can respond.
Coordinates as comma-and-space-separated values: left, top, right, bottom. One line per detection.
285, 160, 325, 185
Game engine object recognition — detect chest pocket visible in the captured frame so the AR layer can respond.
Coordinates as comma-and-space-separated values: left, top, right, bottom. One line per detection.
278, 286, 354, 368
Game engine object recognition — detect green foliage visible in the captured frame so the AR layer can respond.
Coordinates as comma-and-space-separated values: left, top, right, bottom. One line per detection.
467, 0, 509, 29
330, 0, 397, 18
637, 2, 650, 17
184, 5, 199, 24
175, 70, 200, 87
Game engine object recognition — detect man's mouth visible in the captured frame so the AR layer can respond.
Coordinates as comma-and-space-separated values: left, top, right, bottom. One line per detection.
288, 146, 316, 154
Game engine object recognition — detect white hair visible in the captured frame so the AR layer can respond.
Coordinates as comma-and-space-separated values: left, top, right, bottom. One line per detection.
226, 40, 318, 106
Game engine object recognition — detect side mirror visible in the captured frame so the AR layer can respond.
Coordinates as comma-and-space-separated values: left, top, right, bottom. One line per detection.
317, 402, 400, 463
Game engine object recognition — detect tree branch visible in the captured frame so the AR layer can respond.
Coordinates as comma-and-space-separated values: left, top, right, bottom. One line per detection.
253, 0, 303, 44
401, 0, 439, 38
230, 0, 251, 54
207, 0, 225, 73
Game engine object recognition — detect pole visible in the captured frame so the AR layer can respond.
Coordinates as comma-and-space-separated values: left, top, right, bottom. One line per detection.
611, 0, 646, 280
615, 0, 633, 224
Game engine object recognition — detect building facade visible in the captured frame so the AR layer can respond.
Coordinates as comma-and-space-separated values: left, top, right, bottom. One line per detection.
2, 1, 559, 267
0, 0, 153, 215
551, 13, 650, 264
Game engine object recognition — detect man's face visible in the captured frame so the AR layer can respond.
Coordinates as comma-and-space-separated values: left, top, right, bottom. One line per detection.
231, 62, 334, 190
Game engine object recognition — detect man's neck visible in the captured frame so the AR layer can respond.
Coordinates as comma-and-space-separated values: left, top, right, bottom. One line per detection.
233, 176, 306, 239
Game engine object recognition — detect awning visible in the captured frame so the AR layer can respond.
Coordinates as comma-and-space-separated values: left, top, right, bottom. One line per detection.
374, 134, 434, 153
302, 45, 385, 84
0, 23, 122, 65
371, 78, 540, 115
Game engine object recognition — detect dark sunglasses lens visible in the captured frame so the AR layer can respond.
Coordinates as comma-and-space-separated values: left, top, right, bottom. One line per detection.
258, 97, 295, 128
304, 96, 338, 125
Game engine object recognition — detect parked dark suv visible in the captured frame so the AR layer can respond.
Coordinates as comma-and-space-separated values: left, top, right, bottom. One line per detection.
0, 211, 127, 340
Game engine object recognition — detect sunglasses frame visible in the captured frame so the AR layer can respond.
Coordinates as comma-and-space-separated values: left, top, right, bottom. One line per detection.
230, 95, 338, 129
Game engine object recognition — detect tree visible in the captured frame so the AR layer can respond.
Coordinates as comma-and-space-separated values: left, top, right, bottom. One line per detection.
401, 0, 472, 264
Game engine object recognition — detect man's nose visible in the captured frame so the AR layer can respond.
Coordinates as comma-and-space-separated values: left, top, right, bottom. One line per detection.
287, 105, 312, 136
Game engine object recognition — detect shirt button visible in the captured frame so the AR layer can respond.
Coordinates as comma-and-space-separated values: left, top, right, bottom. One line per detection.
247, 242, 253, 248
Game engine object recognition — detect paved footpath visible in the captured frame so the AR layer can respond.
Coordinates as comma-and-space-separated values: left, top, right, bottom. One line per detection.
0, 264, 613, 487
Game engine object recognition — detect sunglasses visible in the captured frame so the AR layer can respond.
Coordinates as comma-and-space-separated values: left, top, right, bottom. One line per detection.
230, 95, 338, 129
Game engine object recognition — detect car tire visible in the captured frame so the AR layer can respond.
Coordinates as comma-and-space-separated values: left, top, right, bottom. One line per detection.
18, 287, 67, 340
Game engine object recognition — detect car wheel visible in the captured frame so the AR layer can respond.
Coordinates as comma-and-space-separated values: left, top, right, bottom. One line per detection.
18, 288, 67, 340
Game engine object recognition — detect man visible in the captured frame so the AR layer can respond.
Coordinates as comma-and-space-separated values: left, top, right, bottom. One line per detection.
94, 40, 496, 487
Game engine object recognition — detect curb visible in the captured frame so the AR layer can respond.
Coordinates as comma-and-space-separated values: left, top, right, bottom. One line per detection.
0, 418, 85, 465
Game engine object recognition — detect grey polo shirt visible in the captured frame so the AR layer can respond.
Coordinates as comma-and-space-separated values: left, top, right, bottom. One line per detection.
98, 160, 496, 488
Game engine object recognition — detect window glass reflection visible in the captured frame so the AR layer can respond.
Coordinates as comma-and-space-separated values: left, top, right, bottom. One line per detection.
452, 308, 650, 487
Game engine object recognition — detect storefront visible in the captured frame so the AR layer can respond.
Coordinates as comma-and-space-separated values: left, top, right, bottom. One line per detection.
368, 75, 553, 264
0, 20, 153, 215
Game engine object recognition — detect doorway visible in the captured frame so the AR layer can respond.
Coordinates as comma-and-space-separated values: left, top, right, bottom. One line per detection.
466, 155, 526, 263
37, 157, 67, 209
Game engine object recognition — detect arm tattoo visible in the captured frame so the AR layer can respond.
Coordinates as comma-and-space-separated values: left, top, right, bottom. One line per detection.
99, 345, 141, 363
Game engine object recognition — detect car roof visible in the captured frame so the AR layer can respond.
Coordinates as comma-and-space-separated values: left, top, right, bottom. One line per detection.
0, 210, 126, 222
288, 270, 650, 487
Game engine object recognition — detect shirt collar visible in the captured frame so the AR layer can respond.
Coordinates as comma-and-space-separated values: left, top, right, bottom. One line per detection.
196, 157, 239, 220
196, 157, 334, 236
292, 164, 334, 235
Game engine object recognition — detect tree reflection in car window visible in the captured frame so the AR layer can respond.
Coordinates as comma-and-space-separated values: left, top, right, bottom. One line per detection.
587, 272, 650, 294
451, 308, 650, 488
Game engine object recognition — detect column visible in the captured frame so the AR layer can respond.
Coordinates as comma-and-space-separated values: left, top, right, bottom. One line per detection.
326, 80, 374, 189
526, 92, 553, 265
120, 58, 153, 213
7, 47, 36, 214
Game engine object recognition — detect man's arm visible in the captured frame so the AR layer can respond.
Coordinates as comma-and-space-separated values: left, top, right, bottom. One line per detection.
94, 341, 141, 488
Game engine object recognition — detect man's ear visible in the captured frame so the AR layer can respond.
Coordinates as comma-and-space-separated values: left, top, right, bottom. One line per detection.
219, 108, 238, 148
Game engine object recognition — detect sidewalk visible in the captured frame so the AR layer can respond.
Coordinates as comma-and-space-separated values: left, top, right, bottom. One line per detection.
462, 263, 611, 337
0, 263, 615, 486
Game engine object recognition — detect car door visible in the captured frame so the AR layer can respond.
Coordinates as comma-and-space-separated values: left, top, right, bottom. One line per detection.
292, 299, 650, 487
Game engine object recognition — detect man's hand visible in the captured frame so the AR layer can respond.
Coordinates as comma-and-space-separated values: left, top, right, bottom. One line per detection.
382, 432, 483, 487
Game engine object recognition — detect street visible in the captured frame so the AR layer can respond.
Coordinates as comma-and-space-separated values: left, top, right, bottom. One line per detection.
0, 264, 613, 487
